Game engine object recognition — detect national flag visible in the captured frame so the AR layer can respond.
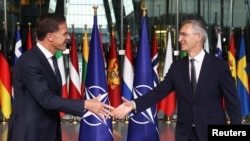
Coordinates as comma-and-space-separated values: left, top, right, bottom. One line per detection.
81, 26, 89, 96
78, 8, 113, 141
157, 31, 176, 117
107, 27, 121, 108
121, 27, 134, 100
55, 50, 68, 117
0, 28, 12, 119
13, 23, 23, 64
204, 34, 210, 53
215, 30, 225, 108
127, 14, 159, 141
69, 29, 81, 100
180, 51, 187, 58
215, 31, 222, 59
151, 27, 159, 87
237, 34, 250, 117
26, 22, 33, 50
228, 32, 236, 81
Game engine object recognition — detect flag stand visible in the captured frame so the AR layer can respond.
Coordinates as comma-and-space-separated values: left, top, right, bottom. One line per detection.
71, 116, 79, 125
2, 117, 8, 125
112, 117, 116, 124
165, 116, 172, 124
124, 115, 129, 124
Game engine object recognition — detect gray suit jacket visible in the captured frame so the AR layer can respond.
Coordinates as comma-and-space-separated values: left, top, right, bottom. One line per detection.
8, 46, 84, 141
134, 51, 242, 141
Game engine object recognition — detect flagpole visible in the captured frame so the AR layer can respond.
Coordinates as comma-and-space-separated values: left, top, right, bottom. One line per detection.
3, 0, 7, 33
110, 24, 117, 125
166, 26, 174, 125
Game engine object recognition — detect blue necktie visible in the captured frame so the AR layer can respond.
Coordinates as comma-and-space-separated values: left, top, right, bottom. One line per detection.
190, 59, 196, 95
52, 56, 61, 86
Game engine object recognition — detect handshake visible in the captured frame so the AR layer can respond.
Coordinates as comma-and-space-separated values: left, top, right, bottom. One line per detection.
85, 96, 134, 120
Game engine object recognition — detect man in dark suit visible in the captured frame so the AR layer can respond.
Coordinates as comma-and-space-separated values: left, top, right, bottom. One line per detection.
113, 20, 242, 141
7, 13, 113, 141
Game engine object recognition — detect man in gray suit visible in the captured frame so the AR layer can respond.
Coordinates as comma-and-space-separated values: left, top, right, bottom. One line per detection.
113, 19, 242, 141
8, 13, 113, 141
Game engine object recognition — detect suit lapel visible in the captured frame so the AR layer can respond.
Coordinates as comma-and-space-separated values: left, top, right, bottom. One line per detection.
32, 46, 61, 95
194, 52, 210, 100
180, 57, 194, 100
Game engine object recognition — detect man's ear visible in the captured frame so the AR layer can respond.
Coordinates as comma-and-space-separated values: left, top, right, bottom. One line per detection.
47, 33, 53, 42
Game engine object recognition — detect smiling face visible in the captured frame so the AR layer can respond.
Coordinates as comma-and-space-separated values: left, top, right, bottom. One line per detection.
178, 22, 203, 57
36, 13, 71, 54
45, 22, 70, 54
51, 23, 70, 51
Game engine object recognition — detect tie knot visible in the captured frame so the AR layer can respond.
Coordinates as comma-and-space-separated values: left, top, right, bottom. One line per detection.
52, 56, 57, 61
190, 58, 195, 62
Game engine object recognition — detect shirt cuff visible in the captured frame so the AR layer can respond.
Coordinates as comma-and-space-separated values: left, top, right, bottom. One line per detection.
131, 100, 137, 113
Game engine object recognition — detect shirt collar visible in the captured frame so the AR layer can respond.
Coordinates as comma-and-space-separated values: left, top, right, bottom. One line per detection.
37, 42, 54, 59
189, 49, 205, 63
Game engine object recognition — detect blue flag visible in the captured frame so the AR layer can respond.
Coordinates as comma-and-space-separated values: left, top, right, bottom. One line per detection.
215, 32, 222, 59
13, 27, 23, 64
127, 16, 159, 141
237, 34, 250, 117
78, 14, 113, 141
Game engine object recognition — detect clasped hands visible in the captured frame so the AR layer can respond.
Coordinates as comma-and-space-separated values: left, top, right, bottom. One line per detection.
85, 96, 134, 120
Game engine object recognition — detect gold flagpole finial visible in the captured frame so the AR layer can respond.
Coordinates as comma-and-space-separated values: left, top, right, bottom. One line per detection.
127, 25, 130, 32
111, 24, 115, 36
241, 27, 244, 35
154, 25, 157, 29
84, 24, 87, 31
71, 24, 75, 32
93, 6, 98, 15
17, 22, 20, 30
167, 25, 172, 31
2, 21, 6, 29
28, 22, 31, 29
142, 7, 147, 17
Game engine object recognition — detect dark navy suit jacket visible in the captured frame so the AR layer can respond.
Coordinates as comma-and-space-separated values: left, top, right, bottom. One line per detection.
134, 51, 242, 141
8, 46, 84, 141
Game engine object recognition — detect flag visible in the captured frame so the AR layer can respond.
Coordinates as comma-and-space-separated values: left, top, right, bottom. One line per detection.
127, 15, 159, 141
69, 30, 81, 100
13, 24, 23, 64
180, 51, 187, 58
81, 27, 89, 96
157, 31, 176, 117
215, 31, 222, 59
107, 28, 121, 108
228, 32, 236, 81
0, 28, 12, 119
26, 23, 33, 50
215, 30, 225, 108
237, 34, 250, 117
151, 28, 159, 87
55, 51, 68, 117
121, 27, 134, 100
204, 35, 210, 53
78, 10, 113, 141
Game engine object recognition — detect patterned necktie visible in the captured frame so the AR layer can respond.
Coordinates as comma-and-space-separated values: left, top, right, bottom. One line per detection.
52, 56, 61, 86
190, 59, 196, 95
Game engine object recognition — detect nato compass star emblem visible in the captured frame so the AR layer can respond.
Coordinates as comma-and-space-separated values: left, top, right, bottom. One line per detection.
130, 85, 157, 125
82, 85, 112, 132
